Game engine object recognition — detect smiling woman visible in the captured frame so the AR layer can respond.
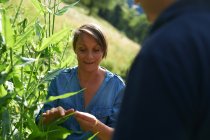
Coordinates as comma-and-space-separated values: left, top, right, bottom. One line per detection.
36, 23, 125, 140
73, 24, 105, 74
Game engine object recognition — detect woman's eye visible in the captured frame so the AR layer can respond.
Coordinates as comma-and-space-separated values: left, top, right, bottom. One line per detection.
94, 49, 100, 52
79, 48, 86, 52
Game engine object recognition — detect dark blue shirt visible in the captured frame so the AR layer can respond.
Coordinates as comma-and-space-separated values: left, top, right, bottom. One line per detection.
113, 0, 210, 140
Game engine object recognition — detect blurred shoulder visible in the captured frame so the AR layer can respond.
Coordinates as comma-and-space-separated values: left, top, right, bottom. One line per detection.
54, 66, 78, 80
105, 68, 125, 86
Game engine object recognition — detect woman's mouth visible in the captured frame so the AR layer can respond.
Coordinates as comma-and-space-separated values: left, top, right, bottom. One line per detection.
84, 62, 94, 64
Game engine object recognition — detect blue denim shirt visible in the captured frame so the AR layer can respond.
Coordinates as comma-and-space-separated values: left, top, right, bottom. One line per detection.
37, 67, 125, 140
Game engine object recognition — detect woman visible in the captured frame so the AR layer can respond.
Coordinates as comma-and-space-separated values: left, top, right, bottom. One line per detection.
36, 24, 125, 140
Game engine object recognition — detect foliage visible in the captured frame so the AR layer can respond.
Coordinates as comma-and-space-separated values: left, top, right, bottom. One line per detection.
76, 0, 126, 15
98, 3, 150, 44
77, 0, 150, 44
0, 0, 95, 139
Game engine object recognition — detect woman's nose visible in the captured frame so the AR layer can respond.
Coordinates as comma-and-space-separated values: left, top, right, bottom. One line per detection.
87, 51, 94, 58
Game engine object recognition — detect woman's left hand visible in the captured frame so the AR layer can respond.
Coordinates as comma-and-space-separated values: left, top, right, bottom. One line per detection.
74, 111, 98, 132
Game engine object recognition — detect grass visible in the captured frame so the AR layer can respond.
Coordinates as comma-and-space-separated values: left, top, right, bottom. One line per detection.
12, 0, 140, 79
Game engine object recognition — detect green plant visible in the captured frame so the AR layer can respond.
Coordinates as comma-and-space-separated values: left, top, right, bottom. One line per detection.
0, 0, 95, 139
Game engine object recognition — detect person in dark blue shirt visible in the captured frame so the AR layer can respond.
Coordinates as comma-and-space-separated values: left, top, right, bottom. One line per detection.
113, 0, 210, 139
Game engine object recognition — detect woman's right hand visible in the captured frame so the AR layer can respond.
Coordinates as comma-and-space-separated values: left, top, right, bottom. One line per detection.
41, 106, 74, 125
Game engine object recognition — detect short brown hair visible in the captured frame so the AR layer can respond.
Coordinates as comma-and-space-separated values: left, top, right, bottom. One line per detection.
72, 24, 108, 58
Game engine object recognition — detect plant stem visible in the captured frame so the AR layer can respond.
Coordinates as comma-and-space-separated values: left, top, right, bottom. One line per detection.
12, 0, 24, 26
48, 0, 52, 71
52, 0, 57, 34
26, 63, 35, 92
21, 45, 24, 82
9, 48, 13, 67
20, 95, 25, 140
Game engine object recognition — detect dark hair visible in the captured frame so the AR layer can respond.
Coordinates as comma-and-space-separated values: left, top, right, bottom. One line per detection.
72, 24, 108, 58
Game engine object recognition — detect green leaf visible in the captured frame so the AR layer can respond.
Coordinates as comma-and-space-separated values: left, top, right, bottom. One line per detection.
12, 75, 23, 89
50, 112, 75, 126
39, 69, 63, 84
44, 89, 84, 103
34, 20, 44, 39
36, 28, 70, 52
16, 57, 37, 68
0, 65, 6, 73
47, 125, 72, 139
88, 132, 99, 140
0, 85, 7, 97
55, 0, 80, 16
13, 26, 34, 49
1, 9, 14, 48
31, 0, 46, 15
0, 0, 9, 3
25, 114, 47, 139
0, 67, 13, 85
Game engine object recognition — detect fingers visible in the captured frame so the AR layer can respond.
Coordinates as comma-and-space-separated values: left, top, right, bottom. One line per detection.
65, 108, 75, 115
41, 106, 71, 124
74, 111, 99, 131
45, 107, 65, 117
57, 106, 65, 116
74, 111, 98, 126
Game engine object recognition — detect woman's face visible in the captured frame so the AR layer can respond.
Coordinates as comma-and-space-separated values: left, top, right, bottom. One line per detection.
75, 32, 104, 72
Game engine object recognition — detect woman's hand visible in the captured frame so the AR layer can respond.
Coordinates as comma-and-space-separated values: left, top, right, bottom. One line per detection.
74, 111, 114, 140
74, 111, 98, 132
41, 106, 74, 125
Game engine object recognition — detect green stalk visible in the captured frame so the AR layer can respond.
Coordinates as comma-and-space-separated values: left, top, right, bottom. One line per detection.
52, 0, 57, 34
20, 62, 35, 139
48, 0, 53, 71
19, 94, 25, 140
21, 45, 24, 82
12, 0, 24, 26
20, 45, 24, 139
26, 63, 35, 92
9, 48, 13, 67
44, 0, 47, 37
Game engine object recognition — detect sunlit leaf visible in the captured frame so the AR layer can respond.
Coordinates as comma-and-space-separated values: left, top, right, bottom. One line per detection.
88, 132, 99, 140
46, 125, 72, 139
36, 28, 70, 52
25, 114, 46, 139
34, 20, 44, 39
44, 89, 83, 103
31, 0, 46, 15
1, 9, 14, 48
0, 0, 9, 3
55, 0, 80, 16
0, 85, 7, 97
0, 68, 13, 85
16, 57, 37, 68
13, 27, 34, 49
39, 69, 63, 84
0, 64, 6, 73
12, 75, 23, 89
50, 112, 75, 126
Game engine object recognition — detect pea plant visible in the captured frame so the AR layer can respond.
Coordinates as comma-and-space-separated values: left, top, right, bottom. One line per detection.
0, 0, 93, 139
